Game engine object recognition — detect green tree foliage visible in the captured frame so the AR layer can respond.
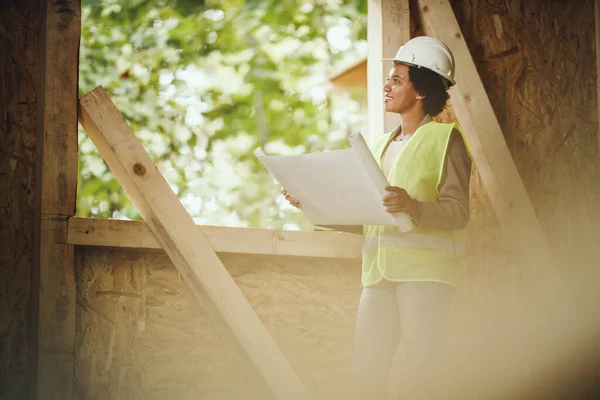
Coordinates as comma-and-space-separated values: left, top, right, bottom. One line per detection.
78, 0, 367, 229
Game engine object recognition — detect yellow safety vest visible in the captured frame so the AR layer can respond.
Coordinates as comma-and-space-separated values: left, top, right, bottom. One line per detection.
362, 121, 471, 288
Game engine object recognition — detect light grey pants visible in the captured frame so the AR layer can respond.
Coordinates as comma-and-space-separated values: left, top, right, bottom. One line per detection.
352, 281, 455, 400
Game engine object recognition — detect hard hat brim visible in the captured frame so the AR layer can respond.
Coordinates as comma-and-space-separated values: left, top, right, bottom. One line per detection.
380, 58, 455, 87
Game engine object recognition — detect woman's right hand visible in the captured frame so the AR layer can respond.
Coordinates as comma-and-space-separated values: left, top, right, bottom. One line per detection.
281, 188, 301, 209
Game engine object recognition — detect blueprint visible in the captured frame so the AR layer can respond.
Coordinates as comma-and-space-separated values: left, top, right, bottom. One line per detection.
255, 132, 414, 232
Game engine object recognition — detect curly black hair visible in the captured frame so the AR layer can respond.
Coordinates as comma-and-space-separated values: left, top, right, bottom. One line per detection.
405, 64, 451, 117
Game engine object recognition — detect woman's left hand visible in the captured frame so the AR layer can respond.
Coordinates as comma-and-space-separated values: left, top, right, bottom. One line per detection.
383, 186, 418, 215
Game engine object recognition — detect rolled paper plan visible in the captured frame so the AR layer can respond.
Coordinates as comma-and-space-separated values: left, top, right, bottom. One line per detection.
255, 132, 414, 232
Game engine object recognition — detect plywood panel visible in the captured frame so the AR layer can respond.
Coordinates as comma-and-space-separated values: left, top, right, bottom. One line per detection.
0, 1, 40, 398
448, 0, 600, 291
409, 9, 600, 398
75, 247, 361, 400
75, 249, 147, 399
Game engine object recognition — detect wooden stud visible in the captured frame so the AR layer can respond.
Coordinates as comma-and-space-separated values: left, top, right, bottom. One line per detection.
78, 86, 313, 400
67, 217, 363, 259
33, 0, 80, 398
417, 0, 556, 274
367, 0, 410, 140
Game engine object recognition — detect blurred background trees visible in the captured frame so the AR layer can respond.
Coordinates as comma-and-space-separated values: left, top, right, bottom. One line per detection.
78, 0, 367, 229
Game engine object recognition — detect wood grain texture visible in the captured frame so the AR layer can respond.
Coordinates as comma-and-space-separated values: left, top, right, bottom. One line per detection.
0, 0, 40, 398
33, 0, 80, 398
67, 217, 363, 259
444, 0, 600, 294
37, 2, 79, 216
78, 87, 313, 400
74, 249, 146, 400
74, 247, 361, 400
393, 6, 600, 397
418, 0, 559, 281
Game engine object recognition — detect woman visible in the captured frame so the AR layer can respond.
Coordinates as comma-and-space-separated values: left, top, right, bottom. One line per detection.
283, 36, 471, 399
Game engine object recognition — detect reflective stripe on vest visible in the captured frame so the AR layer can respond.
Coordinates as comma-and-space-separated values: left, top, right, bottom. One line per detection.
362, 232, 464, 256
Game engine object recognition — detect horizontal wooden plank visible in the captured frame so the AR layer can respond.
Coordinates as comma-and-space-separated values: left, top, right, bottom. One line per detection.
68, 217, 363, 260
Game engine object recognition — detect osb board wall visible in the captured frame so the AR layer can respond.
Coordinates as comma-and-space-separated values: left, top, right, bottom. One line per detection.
0, 0, 39, 398
446, 0, 599, 293
74, 247, 361, 400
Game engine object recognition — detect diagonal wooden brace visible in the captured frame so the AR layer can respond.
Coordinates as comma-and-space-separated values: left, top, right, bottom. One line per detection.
418, 0, 557, 278
78, 86, 313, 400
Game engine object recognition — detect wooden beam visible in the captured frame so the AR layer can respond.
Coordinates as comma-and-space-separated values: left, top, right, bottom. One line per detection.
417, 0, 555, 274
68, 217, 362, 259
33, 0, 80, 398
78, 87, 313, 400
367, 0, 410, 140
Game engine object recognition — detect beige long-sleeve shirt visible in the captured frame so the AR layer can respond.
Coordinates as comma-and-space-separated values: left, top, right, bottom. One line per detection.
415, 127, 471, 230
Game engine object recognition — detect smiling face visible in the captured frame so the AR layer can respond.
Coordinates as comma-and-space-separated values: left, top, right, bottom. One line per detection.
383, 63, 421, 114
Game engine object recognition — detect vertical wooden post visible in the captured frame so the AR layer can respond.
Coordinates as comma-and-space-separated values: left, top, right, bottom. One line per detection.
33, 0, 80, 398
367, 0, 410, 140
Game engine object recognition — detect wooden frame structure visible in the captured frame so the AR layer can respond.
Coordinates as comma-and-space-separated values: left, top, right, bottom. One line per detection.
25, 0, 566, 398
78, 87, 314, 399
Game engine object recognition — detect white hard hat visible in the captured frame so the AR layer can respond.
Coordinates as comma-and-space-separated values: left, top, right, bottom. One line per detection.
383, 36, 456, 87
